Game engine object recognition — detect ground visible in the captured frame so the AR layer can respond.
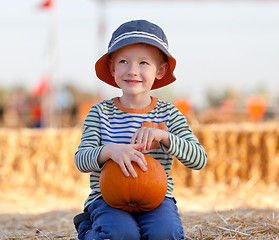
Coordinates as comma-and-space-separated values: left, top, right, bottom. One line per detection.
1, 183, 279, 239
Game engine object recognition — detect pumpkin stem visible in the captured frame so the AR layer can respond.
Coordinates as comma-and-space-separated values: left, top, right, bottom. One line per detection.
128, 202, 137, 207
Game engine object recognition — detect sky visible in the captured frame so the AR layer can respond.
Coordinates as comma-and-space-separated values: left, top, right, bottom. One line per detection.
1, 0, 279, 107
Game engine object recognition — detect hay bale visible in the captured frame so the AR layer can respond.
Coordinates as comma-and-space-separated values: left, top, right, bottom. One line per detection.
0, 122, 279, 193
0, 128, 88, 193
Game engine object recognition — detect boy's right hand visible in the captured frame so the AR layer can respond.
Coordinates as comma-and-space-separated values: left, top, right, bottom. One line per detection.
98, 143, 147, 178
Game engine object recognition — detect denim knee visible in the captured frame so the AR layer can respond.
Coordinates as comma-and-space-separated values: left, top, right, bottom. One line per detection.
138, 198, 185, 240
78, 198, 141, 240
144, 224, 185, 240
78, 220, 140, 240
108, 223, 140, 240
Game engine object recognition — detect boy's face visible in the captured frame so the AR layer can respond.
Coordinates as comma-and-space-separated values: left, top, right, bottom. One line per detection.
109, 43, 167, 97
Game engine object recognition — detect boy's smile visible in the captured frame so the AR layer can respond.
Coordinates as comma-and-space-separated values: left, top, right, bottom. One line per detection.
124, 79, 143, 86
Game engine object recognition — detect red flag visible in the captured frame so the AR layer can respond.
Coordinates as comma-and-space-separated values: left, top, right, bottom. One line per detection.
39, 0, 52, 9
32, 75, 49, 97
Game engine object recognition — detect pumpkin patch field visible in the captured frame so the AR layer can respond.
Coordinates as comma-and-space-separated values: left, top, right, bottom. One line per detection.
1, 123, 279, 239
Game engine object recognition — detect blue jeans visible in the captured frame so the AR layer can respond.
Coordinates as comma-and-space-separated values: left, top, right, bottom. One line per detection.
77, 197, 185, 240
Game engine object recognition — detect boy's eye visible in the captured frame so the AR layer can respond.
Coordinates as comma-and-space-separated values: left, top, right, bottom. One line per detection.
140, 61, 149, 65
119, 60, 127, 64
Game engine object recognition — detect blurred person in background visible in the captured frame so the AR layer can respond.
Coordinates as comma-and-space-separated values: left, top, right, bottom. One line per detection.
55, 85, 75, 127
2, 87, 29, 128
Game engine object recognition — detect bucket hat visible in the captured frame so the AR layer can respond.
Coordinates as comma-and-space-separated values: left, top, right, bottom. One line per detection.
95, 19, 176, 90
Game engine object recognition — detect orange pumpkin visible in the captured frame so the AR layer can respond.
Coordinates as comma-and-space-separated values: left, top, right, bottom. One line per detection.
246, 96, 267, 121
173, 98, 192, 117
99, 154, 168, 212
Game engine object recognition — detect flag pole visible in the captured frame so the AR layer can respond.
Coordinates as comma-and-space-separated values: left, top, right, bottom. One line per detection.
40, 0, 59, 128
48, 0, 59, 127
93, 0, 107, 97
97, 0, 106, 56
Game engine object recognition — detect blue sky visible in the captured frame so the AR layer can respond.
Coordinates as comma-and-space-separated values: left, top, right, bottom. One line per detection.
1, 0, 279, 107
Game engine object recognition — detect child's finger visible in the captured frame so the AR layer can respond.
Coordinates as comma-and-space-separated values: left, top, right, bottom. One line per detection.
128, 155, 148, 178
146, 132, 155, 151
125, 161, 138, 178
132, 144, 147, 162
135, 130, 144, 145
134, 150, 147, 166
130, 143, 145, 151
130, 132, 138, 144
130, 128, 142, 144
118, 162, 130, 177
135, 158, 148, 172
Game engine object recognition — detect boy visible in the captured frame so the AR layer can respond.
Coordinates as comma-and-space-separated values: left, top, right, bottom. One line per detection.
74, 19, 207, 240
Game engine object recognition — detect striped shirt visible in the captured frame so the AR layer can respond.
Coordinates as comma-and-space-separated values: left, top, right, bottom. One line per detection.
75, 97, 207, 210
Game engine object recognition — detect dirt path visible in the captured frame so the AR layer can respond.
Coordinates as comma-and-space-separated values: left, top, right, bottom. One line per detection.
2, 208, 279, 240
1, 184, 279, 239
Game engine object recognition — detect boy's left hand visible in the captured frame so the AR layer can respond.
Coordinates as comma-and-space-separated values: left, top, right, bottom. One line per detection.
131, 127, 170, 153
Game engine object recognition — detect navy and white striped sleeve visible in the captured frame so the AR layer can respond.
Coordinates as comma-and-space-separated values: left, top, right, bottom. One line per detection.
163, 104, 207, 170
74, 104, 103, 173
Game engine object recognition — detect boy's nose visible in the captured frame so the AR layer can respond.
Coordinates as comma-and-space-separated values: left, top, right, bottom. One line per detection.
127, 63, 138, 76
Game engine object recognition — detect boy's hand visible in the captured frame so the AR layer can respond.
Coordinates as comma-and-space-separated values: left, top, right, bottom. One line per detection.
130, 127, 170, 153
99, 143, 147, 178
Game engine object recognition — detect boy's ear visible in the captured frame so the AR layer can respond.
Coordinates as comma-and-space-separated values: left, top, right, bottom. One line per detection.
156, 62, 168, 80
109, 59, 115, 77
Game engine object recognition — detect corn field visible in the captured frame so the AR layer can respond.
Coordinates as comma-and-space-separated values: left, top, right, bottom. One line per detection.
0, 123, 279, 193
